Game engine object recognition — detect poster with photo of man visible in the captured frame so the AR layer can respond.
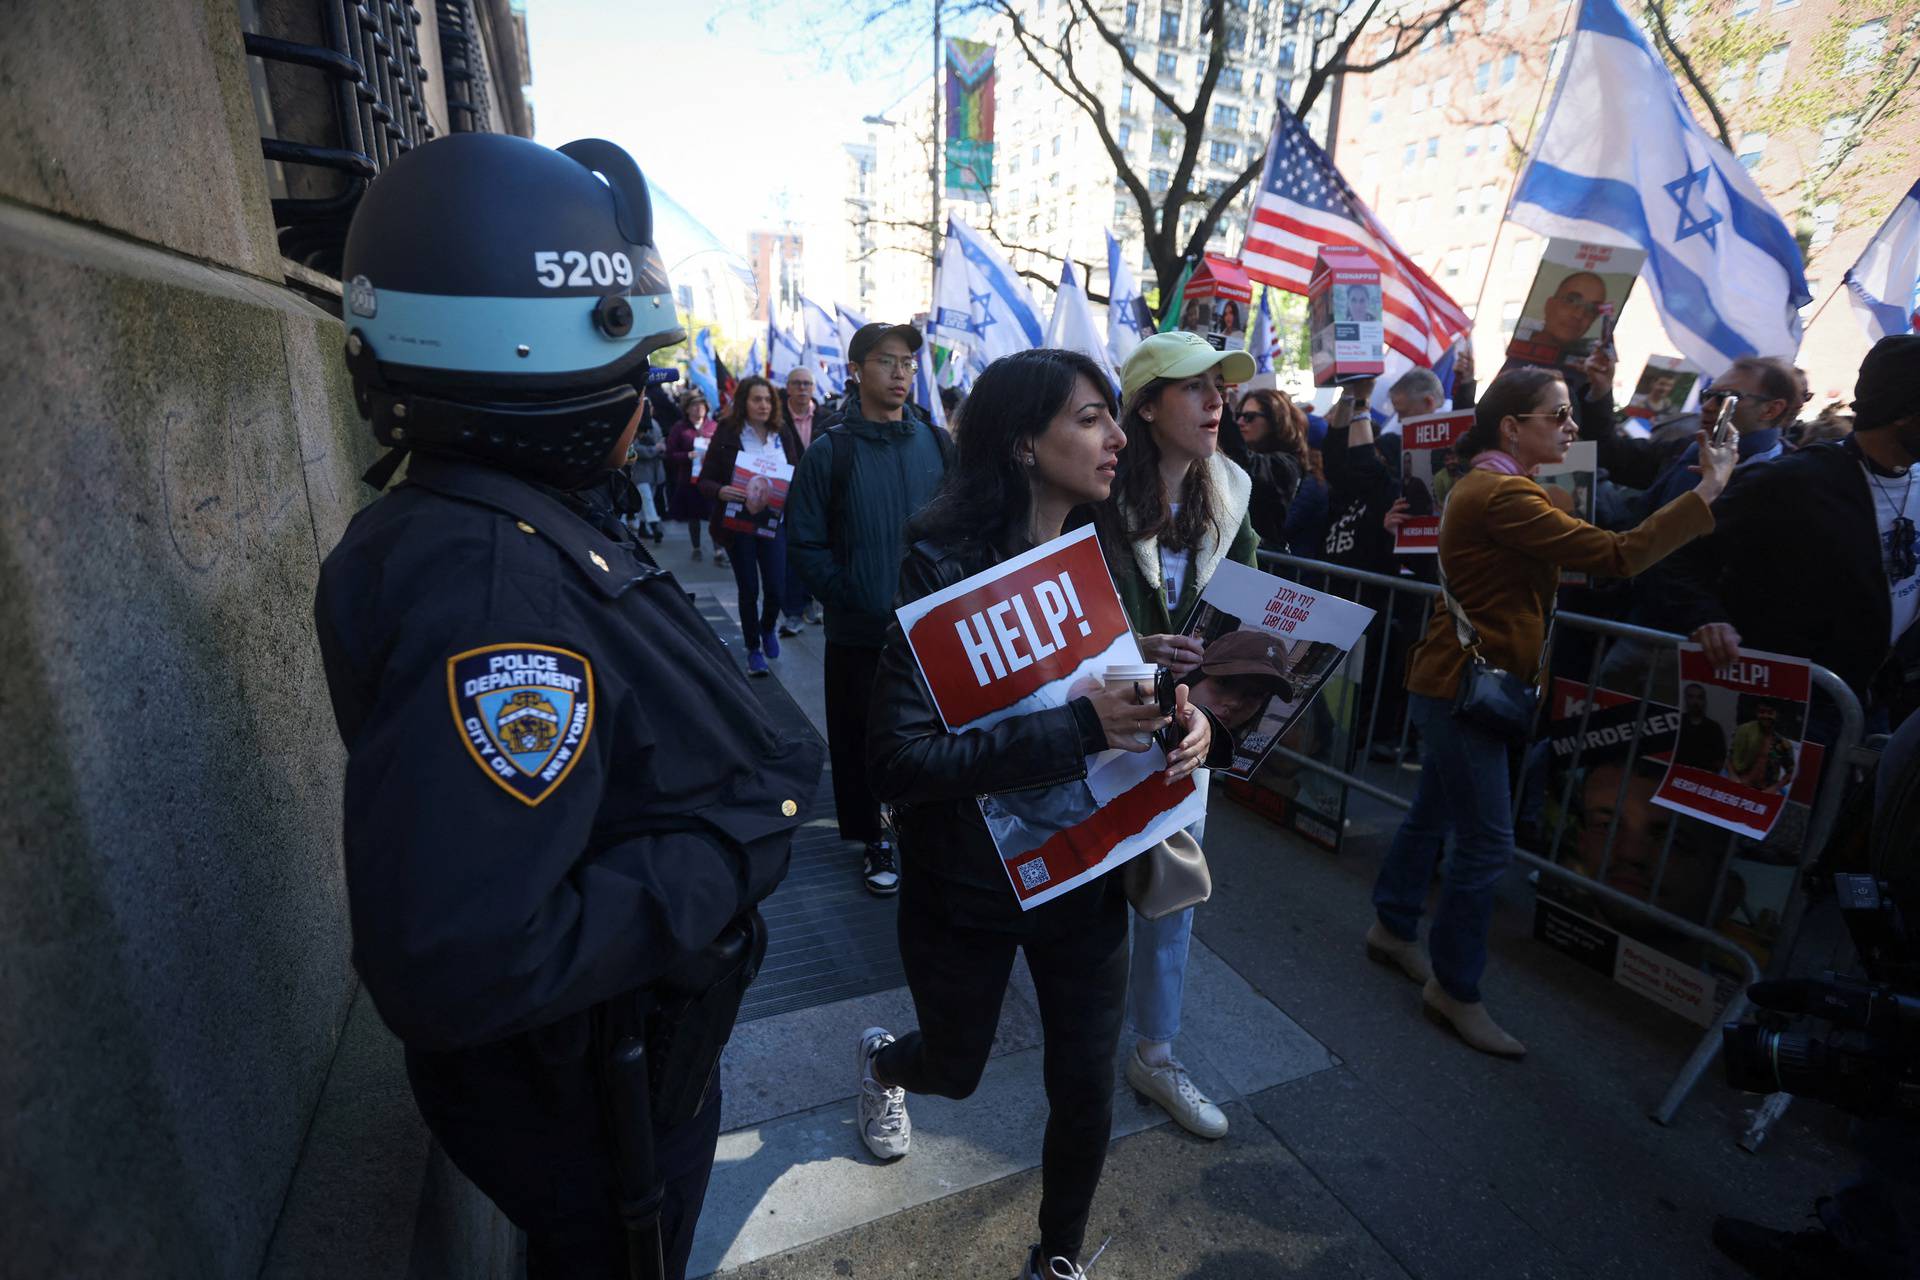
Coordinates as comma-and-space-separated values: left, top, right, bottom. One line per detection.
1652, 645, 1811, 841
1624, 355, 1699, 420
1505, 239, 1646, 366
1177, 560, 1375, 781
1532, 441, 1597, 585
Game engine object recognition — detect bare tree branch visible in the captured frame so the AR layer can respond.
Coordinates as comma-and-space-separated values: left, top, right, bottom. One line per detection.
1644, 0, 1734, 149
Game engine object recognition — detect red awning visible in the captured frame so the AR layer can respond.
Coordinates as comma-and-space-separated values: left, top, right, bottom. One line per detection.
1182, 253, 1253, 303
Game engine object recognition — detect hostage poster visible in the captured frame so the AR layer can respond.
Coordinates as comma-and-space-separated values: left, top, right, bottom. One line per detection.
896, 525, 1208, 909
1534, 441, 1597, 586
1651, 645, 1811, 841
720, 450, 794, 539
1178, 560, 1376, 781
1505, 239, 1645, 367
1394, 410, 1474, 554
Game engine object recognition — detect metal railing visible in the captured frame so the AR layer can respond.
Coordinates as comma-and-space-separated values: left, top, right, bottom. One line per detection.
1254, 550, 1865, 1123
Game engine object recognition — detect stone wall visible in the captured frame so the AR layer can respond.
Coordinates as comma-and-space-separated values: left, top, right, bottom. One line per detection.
0, 1, 509, 1273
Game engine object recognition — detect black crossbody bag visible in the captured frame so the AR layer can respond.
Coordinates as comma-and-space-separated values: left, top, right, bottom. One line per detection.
1436, 554, 1554, 744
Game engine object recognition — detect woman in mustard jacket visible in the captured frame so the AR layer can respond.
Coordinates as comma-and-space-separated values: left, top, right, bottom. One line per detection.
1365, 366, 1736, 1059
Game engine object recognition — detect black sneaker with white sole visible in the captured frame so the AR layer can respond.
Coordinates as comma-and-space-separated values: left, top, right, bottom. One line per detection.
863, 841, 899, 896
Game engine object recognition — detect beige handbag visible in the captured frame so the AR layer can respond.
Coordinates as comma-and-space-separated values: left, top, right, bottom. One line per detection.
1122, 828, 1211, 919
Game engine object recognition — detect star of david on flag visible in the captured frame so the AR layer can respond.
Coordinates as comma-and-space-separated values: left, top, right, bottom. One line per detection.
1508, 0, 1809, 375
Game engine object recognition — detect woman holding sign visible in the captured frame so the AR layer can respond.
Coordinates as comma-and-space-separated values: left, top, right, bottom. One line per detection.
1101, 332, 1259, 1142
1366, 367, 1735, 1059
860, 348, 1222, 1280
697, 376, 803, 676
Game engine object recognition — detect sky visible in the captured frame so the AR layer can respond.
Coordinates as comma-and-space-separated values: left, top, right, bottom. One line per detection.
526, 0, 942, 277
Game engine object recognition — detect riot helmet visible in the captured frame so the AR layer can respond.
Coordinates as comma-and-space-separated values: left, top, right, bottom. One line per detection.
339, 134, 684, 488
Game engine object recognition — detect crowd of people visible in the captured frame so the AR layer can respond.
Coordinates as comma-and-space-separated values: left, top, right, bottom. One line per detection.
315, 132, 1919, 1280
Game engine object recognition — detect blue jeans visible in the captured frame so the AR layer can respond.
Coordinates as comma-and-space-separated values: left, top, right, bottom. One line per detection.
1371, 694, 1516, 1003
1126, 819, 1203, 1044
727, 528, 785, 651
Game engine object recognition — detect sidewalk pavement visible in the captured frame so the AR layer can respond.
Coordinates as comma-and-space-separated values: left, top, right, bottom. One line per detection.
652, 528, 1855, 1280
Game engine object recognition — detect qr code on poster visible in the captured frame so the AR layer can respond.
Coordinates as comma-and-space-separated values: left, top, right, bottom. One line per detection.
1016, 858, 1051, 891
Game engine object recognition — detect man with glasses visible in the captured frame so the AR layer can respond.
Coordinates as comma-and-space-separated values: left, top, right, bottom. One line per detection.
787, 323, 954, 894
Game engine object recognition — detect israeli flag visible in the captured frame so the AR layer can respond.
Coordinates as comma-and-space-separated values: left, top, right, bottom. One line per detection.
836, 303, 871, 361
743, 337, 764, 379
688, 328, 720, 406
912, 342, 948, 431
1845, 178, 1920, 341
1105, 230, 1154, 369
1045, 259, 1122, 396
801, 296, 846, 396
1509, 0, 1810, 376
768, 316, 806, 383
1248, 290, 1275, 375
928, 215, 1045, 366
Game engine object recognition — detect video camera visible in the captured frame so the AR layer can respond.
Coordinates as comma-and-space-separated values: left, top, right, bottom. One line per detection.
1720, 733, 1920, 1117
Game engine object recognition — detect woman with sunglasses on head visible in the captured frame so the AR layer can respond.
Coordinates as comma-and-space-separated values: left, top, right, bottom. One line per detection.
1365, 366, 1735, 1059
859, 348, 1218, 1280
1234, 387, 1309, 548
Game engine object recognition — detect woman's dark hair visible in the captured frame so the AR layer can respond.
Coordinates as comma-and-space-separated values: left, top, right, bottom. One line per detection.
908, 349, 1117, 554
712, 375, 778, 452
1457, 366, 1566, 459
1108, 377, 1223, 553
1236, 388, 1305, 457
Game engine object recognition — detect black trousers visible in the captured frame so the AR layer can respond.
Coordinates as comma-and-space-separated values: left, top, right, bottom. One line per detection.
875, 868, 1130, 1263
824, 641, 884, 844
406, 1028, 722, 1279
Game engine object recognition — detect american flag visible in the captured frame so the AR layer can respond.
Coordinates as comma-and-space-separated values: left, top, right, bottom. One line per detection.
1242, 110, 1469, 366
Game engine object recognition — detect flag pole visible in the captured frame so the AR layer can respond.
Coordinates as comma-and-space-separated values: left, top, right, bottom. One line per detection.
931, 0, 943, 305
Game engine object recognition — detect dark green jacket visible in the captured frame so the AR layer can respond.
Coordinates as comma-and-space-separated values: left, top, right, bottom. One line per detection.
1109, 454, 1259, 636
786, 405, 950, 647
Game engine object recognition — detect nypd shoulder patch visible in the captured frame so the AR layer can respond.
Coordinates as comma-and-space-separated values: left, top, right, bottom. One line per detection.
447, 643, 594, 806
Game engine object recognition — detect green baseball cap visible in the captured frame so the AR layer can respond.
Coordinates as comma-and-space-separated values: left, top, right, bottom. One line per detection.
1119, 331, 1258, 403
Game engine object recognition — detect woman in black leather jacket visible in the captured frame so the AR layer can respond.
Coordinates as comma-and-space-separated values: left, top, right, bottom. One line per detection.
855, 349, 1223, 1280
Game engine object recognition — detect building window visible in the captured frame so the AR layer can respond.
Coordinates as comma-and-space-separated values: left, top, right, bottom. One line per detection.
1500, 53, 1519, 85
1772, 0, 1795, 9
1731, 0, 1761, 16
1756, 43, 1789, 96
1118, 122, 1133, 148
1213, 104, 1240, 128
1403, 142, 1417, 166
1205, 177, 1230, 199
1486, 0, 1503, 26
1283, 0, 1302, 24
1368, 104, 1384, 124
1810, 201, 1840, 249
1220, 66, 1242, 91
1845, 18, 1887, 74
1125, 0, 1140, 29
1052, 134, 1062, 155
1443, 249, 1464, 280
1157, 50, 1179, 78
1433, 74, 1453, 103
1120, 82, 1134, 111
1443, 13, 1460, 43
1818, 114, 1857, 169
1153, 127, 1174, 157
1151, 167, 1171, 193
1160, 6, 1182, 41
1211, 140, 1239, 164
1719, 61, 1747, 104
1426, 136, 1439, 158
1464, 124, 1481, 156
1410, 83, 1429, 113
1455, 188, 1470, 217
1737, 131, 1767, 168
1478, 182, 1498, 214
1031, 144, 1040, 163
1474, 61, 1492, 92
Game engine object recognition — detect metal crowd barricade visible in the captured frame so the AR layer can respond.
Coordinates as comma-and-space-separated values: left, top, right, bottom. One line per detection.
1254, 551, 1866, 1124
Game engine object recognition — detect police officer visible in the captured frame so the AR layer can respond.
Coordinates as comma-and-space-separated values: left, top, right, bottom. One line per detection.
313, 133, 822, 1278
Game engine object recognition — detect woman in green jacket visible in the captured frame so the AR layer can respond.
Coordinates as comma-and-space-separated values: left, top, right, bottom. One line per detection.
1099, 332, 1258, 1140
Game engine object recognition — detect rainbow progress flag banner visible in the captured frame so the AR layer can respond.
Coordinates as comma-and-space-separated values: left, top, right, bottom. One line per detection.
945, 39, 995, 199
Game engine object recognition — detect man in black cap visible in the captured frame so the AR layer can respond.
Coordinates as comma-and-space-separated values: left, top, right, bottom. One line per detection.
1667, 334, 1920, 726
1179, 629, 1298, 740
787, 322, 953, 894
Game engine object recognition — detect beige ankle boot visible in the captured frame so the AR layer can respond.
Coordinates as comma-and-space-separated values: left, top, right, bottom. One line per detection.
1421, 979, 1527, 1059
1365, 921, 1434, 985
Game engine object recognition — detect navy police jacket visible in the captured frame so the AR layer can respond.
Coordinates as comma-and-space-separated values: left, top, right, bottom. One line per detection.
315, 452, 823, 1052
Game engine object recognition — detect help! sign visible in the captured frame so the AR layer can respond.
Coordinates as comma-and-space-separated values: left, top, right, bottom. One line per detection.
897, 526, 1207, 908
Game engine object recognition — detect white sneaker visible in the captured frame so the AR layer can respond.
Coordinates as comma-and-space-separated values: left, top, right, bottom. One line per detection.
1126, 1047, 1228, 1139
1024, 1245, 1095, 1278
856, 1026, 911, 1160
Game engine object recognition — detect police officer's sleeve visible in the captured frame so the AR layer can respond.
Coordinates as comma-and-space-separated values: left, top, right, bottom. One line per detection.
784, 437, 857, 610
338, 607, 754, 1051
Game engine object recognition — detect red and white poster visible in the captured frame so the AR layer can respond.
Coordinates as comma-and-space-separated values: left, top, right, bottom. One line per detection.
1394, 410, 1474, 554
1651, 644, 1812, 841
895, 525, 1209, 910
720, 451, 794, 539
